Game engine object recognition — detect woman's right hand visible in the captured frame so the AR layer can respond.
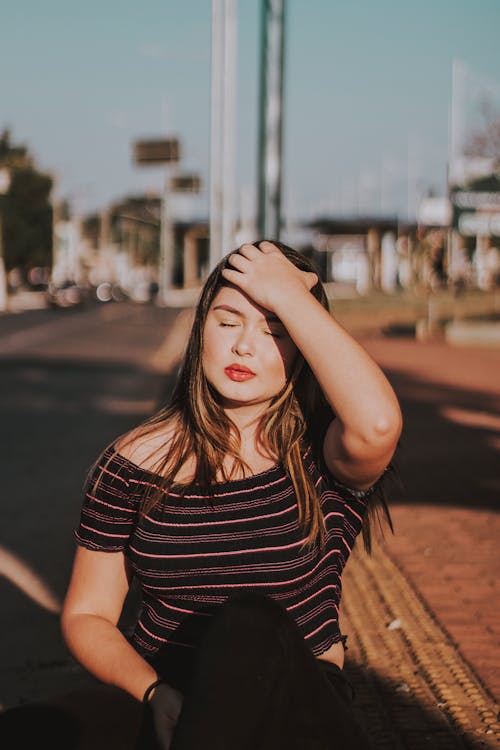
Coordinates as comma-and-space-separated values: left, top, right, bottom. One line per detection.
148, 682, 184, 749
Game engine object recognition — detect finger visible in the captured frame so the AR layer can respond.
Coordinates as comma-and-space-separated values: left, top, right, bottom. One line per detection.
221, 268, 247, 286
258, 241, 280, 254
226, 252, 250, 272
238, 243, 261, 260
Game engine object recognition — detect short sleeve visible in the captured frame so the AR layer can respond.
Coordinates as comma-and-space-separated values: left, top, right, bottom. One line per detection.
304, 441, 379, 504
74, 447, 139, 552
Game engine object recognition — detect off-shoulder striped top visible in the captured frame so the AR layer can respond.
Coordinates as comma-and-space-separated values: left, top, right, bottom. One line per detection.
74, 442, 372, 670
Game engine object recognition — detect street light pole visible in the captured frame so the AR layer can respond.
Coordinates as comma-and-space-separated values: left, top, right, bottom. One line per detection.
257, 0, 286, 240
158, 166, 175, 306
132, 137, 180, 306
209, 0, 237, 271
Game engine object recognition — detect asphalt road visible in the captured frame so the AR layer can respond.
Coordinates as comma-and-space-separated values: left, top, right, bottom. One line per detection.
0, 299, 498, 718
0, 301, 183, 709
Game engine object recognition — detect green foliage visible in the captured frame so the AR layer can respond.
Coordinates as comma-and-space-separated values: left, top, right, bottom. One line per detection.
0, 129, 54, 271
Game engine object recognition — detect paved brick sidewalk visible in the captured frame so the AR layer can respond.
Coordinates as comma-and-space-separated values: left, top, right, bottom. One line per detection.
358, 335, 500, 704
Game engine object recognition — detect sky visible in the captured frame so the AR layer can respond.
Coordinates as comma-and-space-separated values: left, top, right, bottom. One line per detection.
2, 0, 500, 223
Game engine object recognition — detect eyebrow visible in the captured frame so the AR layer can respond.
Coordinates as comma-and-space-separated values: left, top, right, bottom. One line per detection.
212, 304, 282, 324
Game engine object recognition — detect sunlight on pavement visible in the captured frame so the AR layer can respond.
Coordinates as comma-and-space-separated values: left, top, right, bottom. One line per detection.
440, 406, 500, 432
0, 545, 61, 614
92, 396, 157, 415
486, 435, 500, 451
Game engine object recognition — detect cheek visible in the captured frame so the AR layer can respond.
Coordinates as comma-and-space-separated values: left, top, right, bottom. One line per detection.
202, 324, 222, 362
268, 341, 298, 381
201, 333, 219, 379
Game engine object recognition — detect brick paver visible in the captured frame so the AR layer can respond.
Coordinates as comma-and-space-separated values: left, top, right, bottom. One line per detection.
358, 334, 500, 704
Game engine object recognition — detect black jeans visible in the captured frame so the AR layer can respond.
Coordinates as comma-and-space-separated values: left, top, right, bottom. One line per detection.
137, 592, 373, 749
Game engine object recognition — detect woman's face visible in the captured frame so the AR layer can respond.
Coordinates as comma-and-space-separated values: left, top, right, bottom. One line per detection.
202, 284, 299, 410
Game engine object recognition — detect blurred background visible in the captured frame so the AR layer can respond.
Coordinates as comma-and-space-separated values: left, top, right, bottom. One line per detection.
0, 1, 499, 747
1, 0, 499, 311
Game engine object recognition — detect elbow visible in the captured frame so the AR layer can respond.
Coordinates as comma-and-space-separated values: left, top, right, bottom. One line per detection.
372, 409, 403, 446
344, 408, 402, 460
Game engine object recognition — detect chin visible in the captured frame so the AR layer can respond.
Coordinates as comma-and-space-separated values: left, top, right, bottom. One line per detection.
209, 380, 271, 407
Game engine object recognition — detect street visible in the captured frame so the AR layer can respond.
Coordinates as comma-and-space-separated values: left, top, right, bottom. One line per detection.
0, 301, 184, 708
0, 299, 499, 747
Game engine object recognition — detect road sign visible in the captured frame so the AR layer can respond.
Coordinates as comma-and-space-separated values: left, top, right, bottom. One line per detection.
170, 175, 201, 193
133, 138, 181, 165
450, 175, 500, 234
458, 212, 500, 236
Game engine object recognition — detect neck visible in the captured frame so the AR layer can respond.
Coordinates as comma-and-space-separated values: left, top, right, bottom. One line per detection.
223, 402, 269, 448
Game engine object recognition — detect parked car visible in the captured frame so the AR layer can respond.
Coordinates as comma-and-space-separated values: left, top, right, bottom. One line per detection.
46, 281, 85, 309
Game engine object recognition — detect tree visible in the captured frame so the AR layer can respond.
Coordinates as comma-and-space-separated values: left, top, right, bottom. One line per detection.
0, 129, 54, 273
464, 99, 500, 164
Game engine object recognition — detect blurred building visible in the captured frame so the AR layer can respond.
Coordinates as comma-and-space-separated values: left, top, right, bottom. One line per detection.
52, 217, 86, 287
305, 217, 410, 294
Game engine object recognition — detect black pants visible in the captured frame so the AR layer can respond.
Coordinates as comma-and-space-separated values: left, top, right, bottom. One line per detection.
138, 592, 373, 749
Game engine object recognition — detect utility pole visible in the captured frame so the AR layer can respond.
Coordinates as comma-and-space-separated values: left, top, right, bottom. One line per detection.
158, 168, 175, 304
132, 137, 180, 305
257, 0, 286, 240
209, 0, 237, 271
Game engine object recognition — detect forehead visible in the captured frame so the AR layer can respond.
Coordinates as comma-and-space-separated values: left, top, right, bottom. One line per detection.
209, 285, 279, 322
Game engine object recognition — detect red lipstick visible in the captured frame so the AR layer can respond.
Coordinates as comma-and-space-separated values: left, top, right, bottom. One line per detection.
224, 364, 256, 382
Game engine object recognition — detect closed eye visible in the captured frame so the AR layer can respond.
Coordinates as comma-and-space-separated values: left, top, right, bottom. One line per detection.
219, 322, 238, 328
264, 330, 282, 338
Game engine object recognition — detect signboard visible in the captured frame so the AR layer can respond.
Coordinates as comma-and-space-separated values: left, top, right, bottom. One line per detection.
170, 175, 201, 193
418, 197, 452, 227
448, 62, 500, 237
458, 212, 500, 237
450, 174, 500, 234
133, 138, 180, 165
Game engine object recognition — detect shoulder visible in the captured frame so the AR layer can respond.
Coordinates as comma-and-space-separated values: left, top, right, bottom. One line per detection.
113, 418, 180, 473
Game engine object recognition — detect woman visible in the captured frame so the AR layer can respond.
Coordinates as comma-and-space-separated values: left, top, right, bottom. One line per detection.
61, 241, 402, 749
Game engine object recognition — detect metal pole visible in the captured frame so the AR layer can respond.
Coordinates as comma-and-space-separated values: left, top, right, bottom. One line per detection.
209, 0, 237, 271
221, 0, 237, 257
257, 0, 286, 240
158, 168, 175, 306
209, 0, 224, 271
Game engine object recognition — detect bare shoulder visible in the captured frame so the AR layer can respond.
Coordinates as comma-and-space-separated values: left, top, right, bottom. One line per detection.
114, 418, 180, 473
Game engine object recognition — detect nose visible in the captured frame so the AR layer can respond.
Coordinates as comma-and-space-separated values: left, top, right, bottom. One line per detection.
231, 327, 254, 356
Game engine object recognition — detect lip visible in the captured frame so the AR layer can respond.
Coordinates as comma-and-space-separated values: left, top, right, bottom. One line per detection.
224, 364, 256, 381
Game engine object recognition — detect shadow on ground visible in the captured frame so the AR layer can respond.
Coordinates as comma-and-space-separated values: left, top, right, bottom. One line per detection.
378, 368, 499, 511
0, 661, 483, 750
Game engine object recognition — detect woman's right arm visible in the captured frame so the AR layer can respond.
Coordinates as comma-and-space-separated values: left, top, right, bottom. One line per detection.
61, 545, 158, 703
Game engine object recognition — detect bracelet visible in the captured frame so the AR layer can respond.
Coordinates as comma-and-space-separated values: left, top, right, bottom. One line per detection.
143, 679, 164, 704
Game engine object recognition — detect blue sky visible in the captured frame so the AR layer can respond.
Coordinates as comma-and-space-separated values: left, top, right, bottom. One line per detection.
2, 0, 500, 222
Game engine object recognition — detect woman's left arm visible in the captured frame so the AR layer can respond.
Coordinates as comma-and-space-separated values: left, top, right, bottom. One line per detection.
274, 288, 402, 489
222, 242, 402, 490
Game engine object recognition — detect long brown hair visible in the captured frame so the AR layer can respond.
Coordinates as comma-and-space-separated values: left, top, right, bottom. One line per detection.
87, 241, 394, 552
